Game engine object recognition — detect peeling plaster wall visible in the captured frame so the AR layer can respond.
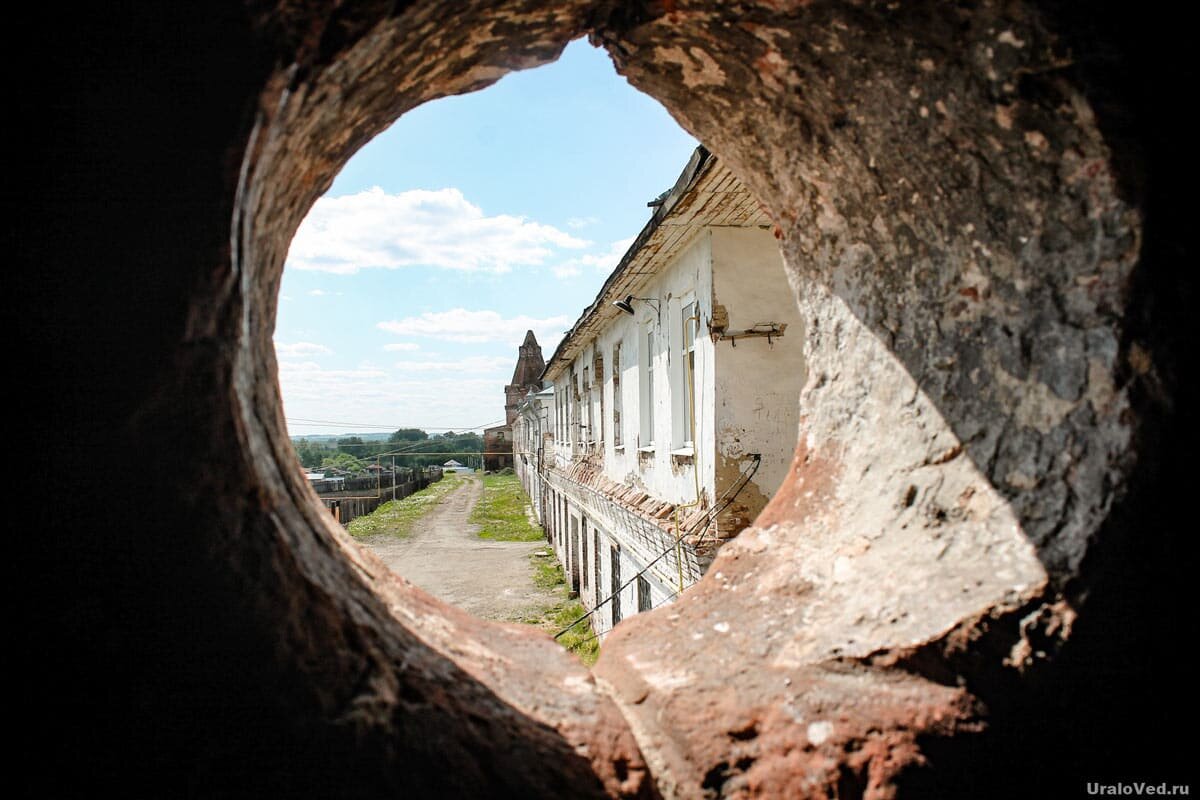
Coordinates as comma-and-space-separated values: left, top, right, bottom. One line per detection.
589, 0, 1180, 795
512, 392, 552, 521
711, 226, 806, 526
553, 232, 718, 507
550, 485, 676, 635
756, 285, 1049, 664
546, 232, 722, 615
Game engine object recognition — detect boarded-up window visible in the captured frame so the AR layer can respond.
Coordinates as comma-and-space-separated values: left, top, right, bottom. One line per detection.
594, 529, 602, 611
569, 515, 579, 594
611, 545, 622, 625
637, 575, 651, 612
581, 516, 589, 592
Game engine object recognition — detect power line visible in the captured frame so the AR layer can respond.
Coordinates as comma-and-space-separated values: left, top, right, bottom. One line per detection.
287, 416, 505, 432
561, 589, 682, 648
552, 454, 761, 640
296, 441, 489, 451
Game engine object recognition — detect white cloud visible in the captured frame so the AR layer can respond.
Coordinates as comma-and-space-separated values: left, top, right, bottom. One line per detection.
583, 236, 636, 272
393, 356, 513, 373
552, 264, 582, 280
383, 342, 420, 352
567, 216, 599, 229
308, 289, 328, 296
278, 359, 510, 435
274, 341, 333, 357
286, 187, 590, 275
550, 236, 636, 279
278, 361, 386, 382
377, 309, 569, 347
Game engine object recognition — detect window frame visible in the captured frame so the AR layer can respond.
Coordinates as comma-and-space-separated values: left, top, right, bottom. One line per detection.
678, 297, 698, 448
611, 342, 623, 448
640, 318, 656, 449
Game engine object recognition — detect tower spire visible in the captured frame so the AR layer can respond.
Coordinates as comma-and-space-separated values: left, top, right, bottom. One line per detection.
505, 331, 545, 425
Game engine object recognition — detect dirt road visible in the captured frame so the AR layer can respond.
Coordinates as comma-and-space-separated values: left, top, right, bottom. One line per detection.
361, 474, 558, 622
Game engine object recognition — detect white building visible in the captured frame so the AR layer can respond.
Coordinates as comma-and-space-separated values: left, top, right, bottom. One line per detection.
512, 386, 553, 520
525, 147, 805, 636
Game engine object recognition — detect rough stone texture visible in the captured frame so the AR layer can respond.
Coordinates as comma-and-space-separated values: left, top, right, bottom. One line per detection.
20, 0, 1190, 797
589, 2, 1188, 795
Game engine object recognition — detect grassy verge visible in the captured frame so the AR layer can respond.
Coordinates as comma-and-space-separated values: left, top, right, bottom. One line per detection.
522, 548, 600, 666
470, 473, 544, 542
346, 473, 463, 539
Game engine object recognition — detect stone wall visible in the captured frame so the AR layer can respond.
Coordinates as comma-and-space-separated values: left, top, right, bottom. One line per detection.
23, 1, 1190, 797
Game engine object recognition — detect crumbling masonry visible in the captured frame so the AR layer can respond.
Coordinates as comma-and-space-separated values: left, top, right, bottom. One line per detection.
23, 1, 1191, 797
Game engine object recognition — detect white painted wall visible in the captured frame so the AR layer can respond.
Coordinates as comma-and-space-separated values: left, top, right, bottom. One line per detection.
546, 486, 676, 635
711, 227, 805, 504
541, 226, 799, 637
562, 232, 720, 508
512, 390, 551, 523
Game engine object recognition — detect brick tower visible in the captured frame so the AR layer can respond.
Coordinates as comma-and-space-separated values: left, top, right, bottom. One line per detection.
484, 331, 545, 471
504, 330, 545, 425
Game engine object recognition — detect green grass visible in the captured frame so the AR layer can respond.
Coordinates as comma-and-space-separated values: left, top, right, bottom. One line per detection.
470, 473, 544, 542
522, 548, 600, 666
532, 557, 567, 590
346, 474, 463, 539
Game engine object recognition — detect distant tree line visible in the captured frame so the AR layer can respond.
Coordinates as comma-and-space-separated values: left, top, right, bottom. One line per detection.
292, 428, 484, 473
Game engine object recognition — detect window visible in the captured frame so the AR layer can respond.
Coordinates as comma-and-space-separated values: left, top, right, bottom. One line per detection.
612, 343, 623, 447
595, 354, 604, 446
637, 575, 651, 612
583, 366, 594, 443
556, 384, 564, 442
610, 545, 622, 625
569, 372, 579, 448
679, 299, 698, 446
594, 529, 602, 611
581, 516, 589, 591
569, 515, 580, 594
640, 321, 655, 447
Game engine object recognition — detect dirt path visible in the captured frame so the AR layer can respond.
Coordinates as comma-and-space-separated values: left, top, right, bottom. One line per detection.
361, 475, 558, 622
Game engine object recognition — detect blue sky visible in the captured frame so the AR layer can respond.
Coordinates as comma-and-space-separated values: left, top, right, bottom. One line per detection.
277, 39, 696, 437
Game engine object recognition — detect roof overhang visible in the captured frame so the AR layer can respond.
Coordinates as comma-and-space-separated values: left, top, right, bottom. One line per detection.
542, 146, 772, 382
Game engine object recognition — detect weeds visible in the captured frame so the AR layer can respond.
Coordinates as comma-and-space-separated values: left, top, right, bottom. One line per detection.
471, 473, 543, 541
346, 474, 463, 539
525, 547, 600, 666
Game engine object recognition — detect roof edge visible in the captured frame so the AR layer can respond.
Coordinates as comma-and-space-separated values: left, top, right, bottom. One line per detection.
541, 144, 713, 382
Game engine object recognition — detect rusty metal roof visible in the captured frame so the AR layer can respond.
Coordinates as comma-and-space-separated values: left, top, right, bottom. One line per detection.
542, 146, 772, 381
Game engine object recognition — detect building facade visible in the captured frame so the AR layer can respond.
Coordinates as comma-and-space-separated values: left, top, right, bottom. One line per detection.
481, 425, 513, 471
512, 386, 553, 521
484, 331, 545, 471
530, 147, 805, 636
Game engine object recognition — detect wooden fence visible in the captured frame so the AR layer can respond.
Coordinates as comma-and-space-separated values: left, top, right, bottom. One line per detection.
316, 466, 443, 526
